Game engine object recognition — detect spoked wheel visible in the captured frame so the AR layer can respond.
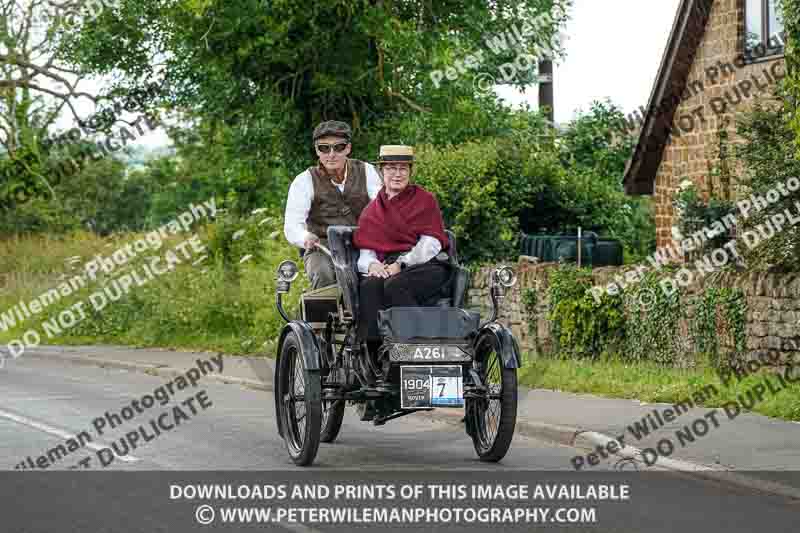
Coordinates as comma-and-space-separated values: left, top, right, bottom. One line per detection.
320, 396, 345, 443
319, 331, 345, 443
467, 333, 518, 462
277, 332, 322, 466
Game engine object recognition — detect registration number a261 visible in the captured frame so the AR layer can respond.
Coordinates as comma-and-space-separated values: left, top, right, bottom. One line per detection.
413, 346, 444, 360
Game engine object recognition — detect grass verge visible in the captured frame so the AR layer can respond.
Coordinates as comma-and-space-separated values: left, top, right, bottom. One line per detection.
0, 213, 306, 357
519, 354, 800, 422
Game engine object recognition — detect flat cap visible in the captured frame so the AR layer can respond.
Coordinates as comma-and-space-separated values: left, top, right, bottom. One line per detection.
313, 120, 352, 142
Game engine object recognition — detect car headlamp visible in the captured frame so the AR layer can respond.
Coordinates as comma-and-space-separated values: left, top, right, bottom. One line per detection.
495, 266, 517, 288
277, 260, 299, 283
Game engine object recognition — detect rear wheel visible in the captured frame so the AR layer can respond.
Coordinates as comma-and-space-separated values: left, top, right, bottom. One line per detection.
320, 398, 345, 443
467, 333, 518, 462
277, 332, 322, 466
319, 332, 345, 443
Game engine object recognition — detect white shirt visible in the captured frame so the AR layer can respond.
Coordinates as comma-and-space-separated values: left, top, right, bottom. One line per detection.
357, 236, 443, 274
283, 161, 382, 248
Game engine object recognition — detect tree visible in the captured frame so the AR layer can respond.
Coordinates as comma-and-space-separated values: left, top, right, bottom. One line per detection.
61, 0, 570, 179
0, 1, 103, 154
0, 0, 127, 211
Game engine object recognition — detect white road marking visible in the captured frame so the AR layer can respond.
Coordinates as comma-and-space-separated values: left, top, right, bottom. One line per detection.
0, 408, 139, 462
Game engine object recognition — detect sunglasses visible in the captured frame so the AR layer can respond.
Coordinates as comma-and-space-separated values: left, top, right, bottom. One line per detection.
316, 142, 349, 154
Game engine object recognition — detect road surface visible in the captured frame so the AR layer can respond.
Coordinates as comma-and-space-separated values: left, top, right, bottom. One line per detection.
1, 353, 798, 533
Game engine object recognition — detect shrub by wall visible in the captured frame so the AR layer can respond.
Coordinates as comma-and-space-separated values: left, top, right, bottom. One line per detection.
468, 259, 800, 372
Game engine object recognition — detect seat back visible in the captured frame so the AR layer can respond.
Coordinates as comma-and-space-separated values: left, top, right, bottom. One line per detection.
327, 225, 360, 322
326, 226, 472, 316
429, 230, 470, 309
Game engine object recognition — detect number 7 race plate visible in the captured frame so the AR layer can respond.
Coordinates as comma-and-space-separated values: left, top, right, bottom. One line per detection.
400, 365, 463, 409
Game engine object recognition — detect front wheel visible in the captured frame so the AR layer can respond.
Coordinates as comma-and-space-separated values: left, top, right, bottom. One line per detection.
277, 332, 322, 466
466, 333, 518, 462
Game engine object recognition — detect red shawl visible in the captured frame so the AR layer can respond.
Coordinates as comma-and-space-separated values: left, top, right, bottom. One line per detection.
353, 184, 449, 261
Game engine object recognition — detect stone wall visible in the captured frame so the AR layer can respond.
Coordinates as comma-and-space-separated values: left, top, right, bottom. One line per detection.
653, 0, 786, 249
467, 258, 800, 370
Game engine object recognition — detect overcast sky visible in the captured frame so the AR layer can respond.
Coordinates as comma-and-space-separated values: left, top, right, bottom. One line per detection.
497, 0, 683, 124
69, 0, 683, 148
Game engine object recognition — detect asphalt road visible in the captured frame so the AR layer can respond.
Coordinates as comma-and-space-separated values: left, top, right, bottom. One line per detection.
0, 356, 593, 471
1, 355, 799, 533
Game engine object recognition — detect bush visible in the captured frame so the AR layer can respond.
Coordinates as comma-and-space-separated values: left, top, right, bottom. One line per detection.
622, 269, 690, 365
520, 101, 656, 262
734, 90, 800, 271
414, 136, 545, 263
546, 263, 625, 358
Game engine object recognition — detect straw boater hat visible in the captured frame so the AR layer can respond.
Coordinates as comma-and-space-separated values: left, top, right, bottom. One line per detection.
378, 145, 414, 165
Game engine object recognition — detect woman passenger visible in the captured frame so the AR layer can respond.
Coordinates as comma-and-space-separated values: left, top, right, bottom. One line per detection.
353, 145, 451, 347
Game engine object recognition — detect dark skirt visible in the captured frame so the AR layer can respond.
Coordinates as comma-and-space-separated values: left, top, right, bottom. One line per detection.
357, 261, 451, 341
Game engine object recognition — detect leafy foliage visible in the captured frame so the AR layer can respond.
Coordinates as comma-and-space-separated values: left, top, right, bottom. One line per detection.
411, 101, 655, 264
520, 101, 655, 261
672, 179, 736, 259
414, 117, 554, 262
60, 0, 570, 177
545, 263, 625, 358
783, 0, 800, 153
20, 214, 308, 355
690, 286, 747, 370
733, 88, 800, 271
621, 269, 688, 365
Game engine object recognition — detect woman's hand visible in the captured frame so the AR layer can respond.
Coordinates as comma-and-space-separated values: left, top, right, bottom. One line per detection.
368, 262, 389, 278
385, 262, 402, 277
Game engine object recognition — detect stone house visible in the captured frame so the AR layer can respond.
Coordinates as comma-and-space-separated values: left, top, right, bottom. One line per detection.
622, 0, 787, 249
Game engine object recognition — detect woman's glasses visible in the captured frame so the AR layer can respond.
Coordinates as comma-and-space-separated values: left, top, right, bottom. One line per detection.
382, 165, 411, 174
316, 142, 349, 154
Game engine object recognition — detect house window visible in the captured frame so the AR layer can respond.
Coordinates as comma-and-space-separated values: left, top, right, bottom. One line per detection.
745, 0, 786, 60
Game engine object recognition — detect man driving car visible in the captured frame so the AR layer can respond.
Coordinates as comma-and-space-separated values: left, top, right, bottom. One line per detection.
283, 120, 382, 289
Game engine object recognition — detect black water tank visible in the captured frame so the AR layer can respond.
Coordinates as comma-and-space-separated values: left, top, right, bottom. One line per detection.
520, 233, 623, 266
593, 239, 624, 266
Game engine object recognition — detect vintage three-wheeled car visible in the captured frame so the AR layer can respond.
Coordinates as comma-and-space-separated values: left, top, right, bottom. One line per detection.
274, 226, 521, 466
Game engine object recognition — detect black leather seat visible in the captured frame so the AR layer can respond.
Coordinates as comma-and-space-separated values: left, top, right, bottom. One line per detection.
327, 225, 362, 323
435, 230, 470, 309
326, 226, 471, 322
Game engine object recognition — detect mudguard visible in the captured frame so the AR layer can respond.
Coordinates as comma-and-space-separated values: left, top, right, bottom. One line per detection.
474, 322, 522, 369
274, 321, 322, 438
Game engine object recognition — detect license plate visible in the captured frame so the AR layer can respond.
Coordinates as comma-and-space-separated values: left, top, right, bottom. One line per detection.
389, 344, 471, 363
401, 365, 463, 409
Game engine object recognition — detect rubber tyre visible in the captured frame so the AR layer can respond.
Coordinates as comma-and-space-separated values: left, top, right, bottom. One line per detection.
467, 334, 518, 462
277, 332, 322, 466
320, 399, 345, 443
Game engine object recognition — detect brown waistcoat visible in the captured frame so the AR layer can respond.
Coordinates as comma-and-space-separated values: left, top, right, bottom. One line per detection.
306, 159, 371, 239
